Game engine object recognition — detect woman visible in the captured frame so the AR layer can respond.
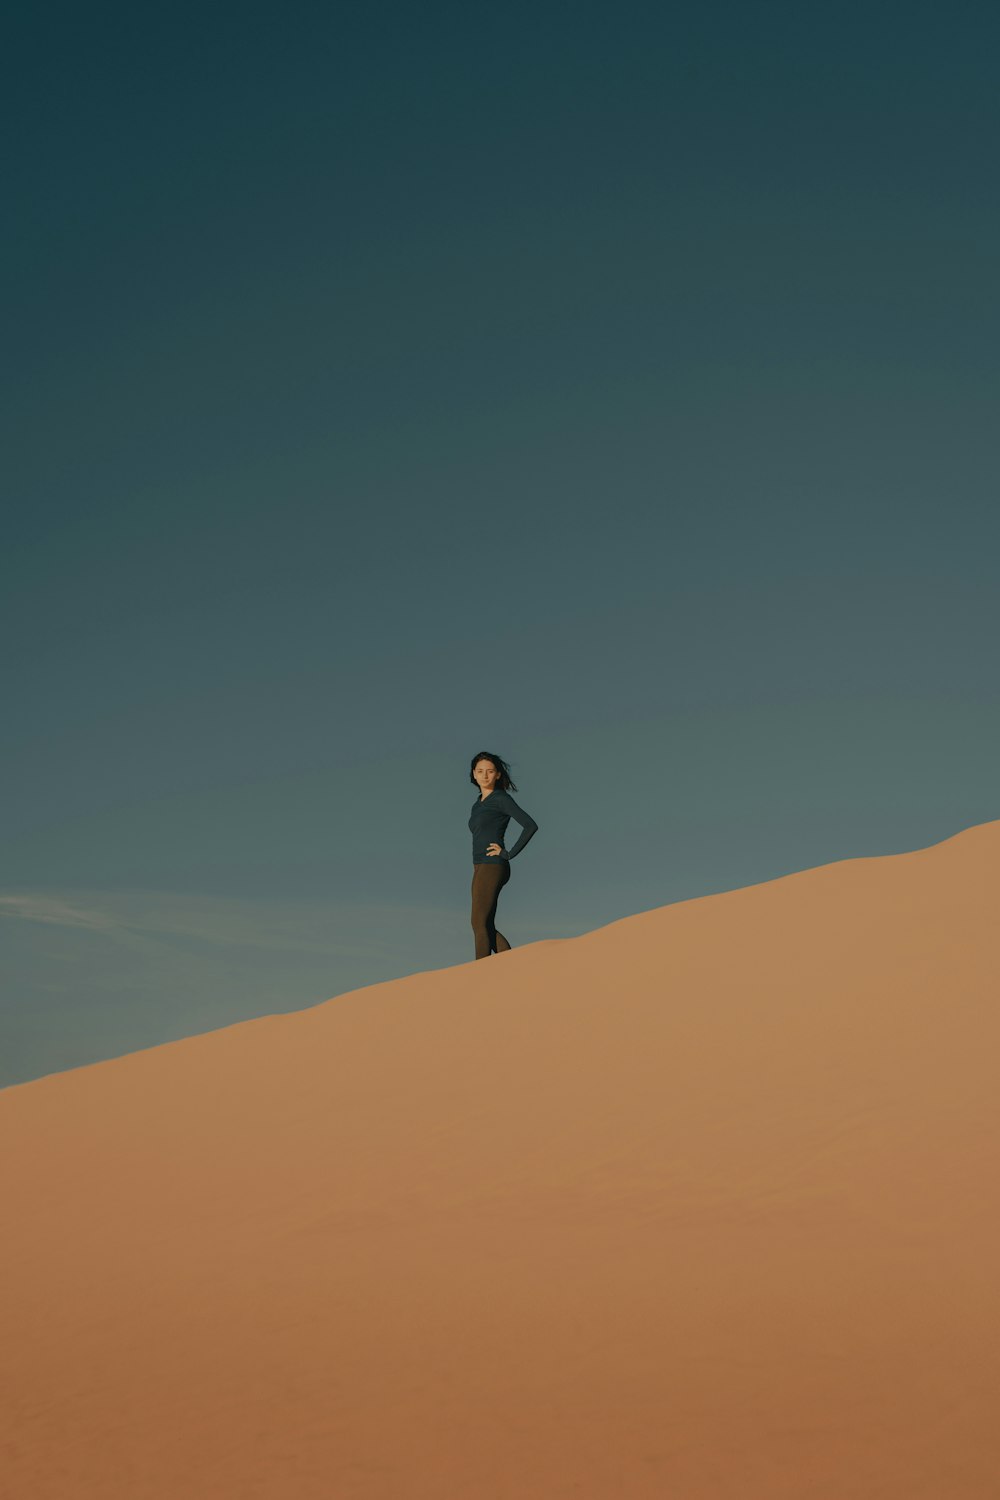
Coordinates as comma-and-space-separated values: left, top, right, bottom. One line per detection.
469, 751, 539, 960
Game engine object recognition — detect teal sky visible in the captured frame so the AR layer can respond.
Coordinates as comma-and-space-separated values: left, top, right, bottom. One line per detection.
3, 2, 998, 1086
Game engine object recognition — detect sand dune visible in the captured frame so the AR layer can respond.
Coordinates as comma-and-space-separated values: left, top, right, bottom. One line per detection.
2, 822, 999, 1498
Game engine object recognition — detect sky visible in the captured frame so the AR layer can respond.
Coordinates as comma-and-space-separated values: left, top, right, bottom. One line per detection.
3, 0, 998, 1087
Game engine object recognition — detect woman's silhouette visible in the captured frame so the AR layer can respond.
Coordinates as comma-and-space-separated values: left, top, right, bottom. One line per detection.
468, 752, 539, 959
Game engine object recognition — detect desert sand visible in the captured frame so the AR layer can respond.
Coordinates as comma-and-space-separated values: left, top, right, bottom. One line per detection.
2, 821, 999, 1498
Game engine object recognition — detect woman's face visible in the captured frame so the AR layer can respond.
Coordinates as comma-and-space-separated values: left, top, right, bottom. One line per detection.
474, 759, 499, 792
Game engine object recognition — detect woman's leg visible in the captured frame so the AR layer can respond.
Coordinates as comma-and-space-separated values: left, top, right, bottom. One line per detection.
471, 862, 512, 959
493, 861, 511, 953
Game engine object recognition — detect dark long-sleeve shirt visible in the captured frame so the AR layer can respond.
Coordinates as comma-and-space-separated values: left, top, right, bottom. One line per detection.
469, 790, 539, 865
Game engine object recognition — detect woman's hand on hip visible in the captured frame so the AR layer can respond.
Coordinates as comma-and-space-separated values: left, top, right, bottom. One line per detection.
486, 843, 504, 857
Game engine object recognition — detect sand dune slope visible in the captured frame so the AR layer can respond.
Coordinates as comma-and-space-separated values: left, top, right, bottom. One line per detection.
2, 822, 999, 1498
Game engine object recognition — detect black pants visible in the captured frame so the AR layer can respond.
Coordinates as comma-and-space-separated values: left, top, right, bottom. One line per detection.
471, 861, 512, 959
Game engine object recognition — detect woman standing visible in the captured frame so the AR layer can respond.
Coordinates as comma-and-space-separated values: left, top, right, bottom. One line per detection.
469, 751, 539, 960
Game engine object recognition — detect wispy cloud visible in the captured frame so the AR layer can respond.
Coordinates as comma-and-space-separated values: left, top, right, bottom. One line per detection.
0, 887, 461, 961
0, 894, 120, 932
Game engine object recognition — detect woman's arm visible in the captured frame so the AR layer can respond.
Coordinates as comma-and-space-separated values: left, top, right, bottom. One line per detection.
499, 794, 539, 859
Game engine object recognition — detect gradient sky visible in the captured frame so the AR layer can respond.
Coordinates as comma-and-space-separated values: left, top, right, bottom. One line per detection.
3, 1, 998, 1087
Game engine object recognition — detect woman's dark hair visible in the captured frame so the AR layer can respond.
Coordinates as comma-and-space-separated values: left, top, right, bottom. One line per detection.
469, 751, 518, 793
